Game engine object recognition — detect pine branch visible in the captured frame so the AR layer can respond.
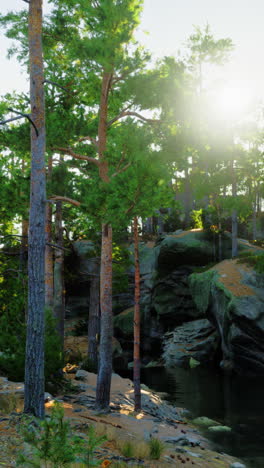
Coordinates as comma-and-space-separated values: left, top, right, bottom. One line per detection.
0, 234, 28, 239
22, 0, 30, 3
46, 242, 70, 252
0, 115, 24, 125
0, 251, 21, 256
52, 146, 100, 166
125, 186, 142, 215
0, 108, 39, 136
112, 162, 131, 178
108, 110, 160, 127
44, 79, 73, 94
47, 196, 81, 207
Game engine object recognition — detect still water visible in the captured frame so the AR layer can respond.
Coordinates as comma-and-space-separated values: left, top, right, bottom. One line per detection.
140, 366, 264, 468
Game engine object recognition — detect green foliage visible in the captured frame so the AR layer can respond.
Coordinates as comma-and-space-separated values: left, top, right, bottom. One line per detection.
0, 262, 26, 381
148, 437, 165, 460
120, 440, 135, 457
237, 252, 264, 274
219, 195, 252, 222
112, 243, 131, 294
186, 23, 234, 82
17, 402, 106, 467
190, 209, 203, 229
80, 425, 107, 467
0, 270, 63, 382
201, 205, 218, 230
163, 203, 184, 232
44, 309, 64, 380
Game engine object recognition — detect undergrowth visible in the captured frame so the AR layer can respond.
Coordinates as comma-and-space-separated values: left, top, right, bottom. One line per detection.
237, 251, 264, 273
16, 401, 106, 467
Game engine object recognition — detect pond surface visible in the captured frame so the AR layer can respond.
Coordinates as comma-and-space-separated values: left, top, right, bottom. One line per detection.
140, 366, 264, 468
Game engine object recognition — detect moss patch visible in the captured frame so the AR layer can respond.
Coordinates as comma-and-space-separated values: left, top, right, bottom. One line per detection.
189, 270, 216, 313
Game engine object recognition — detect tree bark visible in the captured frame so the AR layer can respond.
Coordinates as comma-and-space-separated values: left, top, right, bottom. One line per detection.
88, 261, 100, 369
45, 155, 54, 309
24, 0, 46, 419
252, 198, 257, 240
96, 223, 113, 410
183, 168, 192, 228
133, 216, 141, 411
231, 159, 238, 258
20, 219, 28, 272
53, 201, 65, 343
95, 69, 114, 411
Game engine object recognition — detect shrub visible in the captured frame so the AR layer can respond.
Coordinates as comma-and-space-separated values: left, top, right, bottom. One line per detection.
120, 440, 135, 458
148, 437, 165, 460
17, 402, 106, 467
190, 209, 203, 229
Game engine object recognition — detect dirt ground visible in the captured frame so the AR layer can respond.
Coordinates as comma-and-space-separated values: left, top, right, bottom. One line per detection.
0, 372, 245, 467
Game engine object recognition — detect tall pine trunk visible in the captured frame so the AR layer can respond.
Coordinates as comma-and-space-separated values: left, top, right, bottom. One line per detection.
24, 0, 46, 418
19, 159, 28, 273
88, 259, 100, 369
95, 71, 113, 411
20, 219, 28, 273
53, 201, 65, 343
252, 198, 257, 240
45, 155, 54, 309
231, 159, 238, 258
96, 223, 113, 410
133, 216, 141, 411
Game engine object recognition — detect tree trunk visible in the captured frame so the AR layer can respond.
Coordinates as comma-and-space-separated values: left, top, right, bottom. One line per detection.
20, 219, 28, 272
231, 159, 238, 258
45, 155, 54, 309
96, 223, 113, 410
53, 201, 65, 343
95, 70, 114, 411
24, 0, 46, 419
218, 221, 222, 262
143, 217, 153, 234
19, 158, 29, 273
183, 168, 192, 228
252, 198, 257, 240
133, 216, 141, 412
88, 261, 100, 369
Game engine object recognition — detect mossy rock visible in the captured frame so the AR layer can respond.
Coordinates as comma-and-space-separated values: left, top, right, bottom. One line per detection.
208, 425, 232, 433
189, 261, 264, 376
157, 231, 214, 272
192, 416, 220, 428
114, 307, 134, 337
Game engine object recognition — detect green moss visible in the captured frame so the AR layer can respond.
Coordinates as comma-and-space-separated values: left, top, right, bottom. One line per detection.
189, 270, 216, 313
114, 307, 134, 336
237, 252, 264, 274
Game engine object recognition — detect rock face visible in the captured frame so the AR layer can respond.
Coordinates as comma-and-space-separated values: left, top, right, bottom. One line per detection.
114, 230, 241, 366
152, 268, 201, 327
68, 233, 263, 375
189, 261, 264, 376
162, 319, 219, 368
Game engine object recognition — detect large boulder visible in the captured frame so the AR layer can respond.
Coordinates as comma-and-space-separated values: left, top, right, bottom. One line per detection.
156, 230, 215, 272
189, 260, 264, 376
152, 267, 202, 326
162, 318, 219, 368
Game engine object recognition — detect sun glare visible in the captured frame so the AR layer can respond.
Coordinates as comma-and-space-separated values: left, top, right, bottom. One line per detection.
210, 84, 252, 120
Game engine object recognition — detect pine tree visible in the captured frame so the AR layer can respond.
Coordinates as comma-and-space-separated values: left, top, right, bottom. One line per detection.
24, 0, 46, 418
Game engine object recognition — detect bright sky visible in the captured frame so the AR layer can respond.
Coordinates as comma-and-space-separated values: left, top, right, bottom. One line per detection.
1, 0, 264, 111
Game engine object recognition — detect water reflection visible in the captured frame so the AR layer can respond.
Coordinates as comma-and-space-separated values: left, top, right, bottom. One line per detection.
140, 366, 264, 466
